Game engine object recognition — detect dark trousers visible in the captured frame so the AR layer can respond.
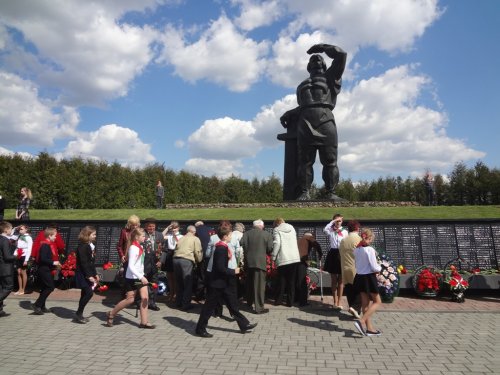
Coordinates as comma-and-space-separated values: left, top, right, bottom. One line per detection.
77, 286, 93, 315
296, 262, 309, 305
275, 263, 298, 306
344, 283, 361, 312
35, 266, 55, 308
196, 278, 249, 333
0, 273, 14, 309
173, 257, 194, 309
245, 268, 266, 312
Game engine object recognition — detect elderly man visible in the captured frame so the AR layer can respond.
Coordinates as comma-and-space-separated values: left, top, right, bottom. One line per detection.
173, 225, 202, 311
240, 219, 273, 314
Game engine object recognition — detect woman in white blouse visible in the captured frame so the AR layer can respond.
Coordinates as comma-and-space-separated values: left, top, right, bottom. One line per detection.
352, 228, 382, 337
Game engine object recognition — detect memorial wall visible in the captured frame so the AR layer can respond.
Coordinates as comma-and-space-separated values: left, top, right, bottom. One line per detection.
17, 219, 500, 271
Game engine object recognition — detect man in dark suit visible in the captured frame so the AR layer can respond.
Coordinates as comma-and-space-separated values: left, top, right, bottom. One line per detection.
240, 219, 273, 314
0, 221, 16, 317
142, 218, 163, 311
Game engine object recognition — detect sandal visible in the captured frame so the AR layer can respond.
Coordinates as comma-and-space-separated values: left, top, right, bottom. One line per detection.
106, 311, 114, 327
139, 323, 156, 329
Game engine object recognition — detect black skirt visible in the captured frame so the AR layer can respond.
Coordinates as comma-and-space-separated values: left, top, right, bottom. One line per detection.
353, 273, 379, 294
15, 256, 27, 269
161, 250, 175, 272
324, 248, 342, 274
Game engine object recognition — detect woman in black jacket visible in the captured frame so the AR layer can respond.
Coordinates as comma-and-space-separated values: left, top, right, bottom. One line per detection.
74, 226, 99, 324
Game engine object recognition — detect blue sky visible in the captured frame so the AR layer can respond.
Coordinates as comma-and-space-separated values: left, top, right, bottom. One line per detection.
0, 0, 498, 185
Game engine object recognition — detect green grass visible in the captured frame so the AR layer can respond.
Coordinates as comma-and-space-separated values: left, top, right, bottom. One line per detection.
4, 205, 500, 221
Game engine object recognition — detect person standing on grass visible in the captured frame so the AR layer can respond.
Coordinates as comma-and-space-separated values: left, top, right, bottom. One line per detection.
323, 213, 348, 310
155, 181, 164, 209
352, 228, 382, 337
74, 226, 99, 324
16, 187, 32, 221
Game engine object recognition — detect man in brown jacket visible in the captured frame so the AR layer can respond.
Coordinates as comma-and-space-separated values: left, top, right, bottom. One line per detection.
339, 220, 362, 318
173, 225, 202, 310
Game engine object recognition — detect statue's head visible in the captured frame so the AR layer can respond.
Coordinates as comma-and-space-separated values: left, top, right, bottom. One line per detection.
307, 54, 326, 75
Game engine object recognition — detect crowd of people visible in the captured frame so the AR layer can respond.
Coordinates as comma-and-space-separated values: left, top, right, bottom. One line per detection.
0, 213, 383, 337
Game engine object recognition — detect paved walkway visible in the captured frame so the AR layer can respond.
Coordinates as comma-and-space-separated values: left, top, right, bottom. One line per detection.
1, 289, 499, 375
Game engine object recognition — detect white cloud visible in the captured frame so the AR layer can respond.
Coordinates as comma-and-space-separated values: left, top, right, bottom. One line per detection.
0, 0, 160, 106
0, 71, 78, 146
0, 146, 33, 159
284, 0, 442, 52
156, 15, 269, 91
188, 117, 260, 159
60, 124, 155, 166
335, 65, 484, 176
232, 0, 282, 31
185, 158, 243, 178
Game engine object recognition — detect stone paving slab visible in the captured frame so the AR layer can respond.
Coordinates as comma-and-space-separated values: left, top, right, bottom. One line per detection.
0, 290, 499, 375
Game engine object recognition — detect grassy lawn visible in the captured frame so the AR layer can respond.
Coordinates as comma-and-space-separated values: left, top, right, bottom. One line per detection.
4, 205, 500, 221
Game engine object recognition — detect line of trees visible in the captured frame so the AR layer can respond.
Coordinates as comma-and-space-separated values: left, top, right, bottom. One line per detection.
0, 153, 498, 208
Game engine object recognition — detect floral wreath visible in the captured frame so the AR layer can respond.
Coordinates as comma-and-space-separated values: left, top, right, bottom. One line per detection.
412, 265, 442, 297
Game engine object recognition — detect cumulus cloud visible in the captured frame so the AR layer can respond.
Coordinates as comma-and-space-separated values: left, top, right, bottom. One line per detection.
156, 15, 269, 92
0, 0, 159, 106
335, 65, 484, 176
231, 0, 282, 31
0, 71, 78, 146
0, 146, 33, 159
60, 124, 155, 166
185, 158, 243, 179
188, 117, 260, 159
284, 0, 442, 52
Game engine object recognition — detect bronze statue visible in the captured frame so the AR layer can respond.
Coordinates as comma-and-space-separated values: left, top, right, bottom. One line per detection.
279, 44, 347, 201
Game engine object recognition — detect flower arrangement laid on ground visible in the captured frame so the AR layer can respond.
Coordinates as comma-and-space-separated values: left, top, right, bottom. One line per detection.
305, 275, 318, 294
444, 265, 469, 303
376, 253, 400, 303
413, 265, 442, 297
58, 251, 77, 289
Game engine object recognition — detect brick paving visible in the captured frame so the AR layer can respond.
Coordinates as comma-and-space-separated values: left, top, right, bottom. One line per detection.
0, 289, 499, 375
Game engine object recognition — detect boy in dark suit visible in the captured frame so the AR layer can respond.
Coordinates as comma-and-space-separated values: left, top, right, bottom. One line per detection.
195, 225, 257, 338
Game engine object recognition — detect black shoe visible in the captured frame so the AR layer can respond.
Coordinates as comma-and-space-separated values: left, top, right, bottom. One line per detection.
148, 305, 161, 311
41, 307, 52, 313
33, 307, 44, 315
181, 304, 194, 311
196, 330, 213, 338
299, 302, 310, 307
0, 310, 8, 317
254, 308, 269, 314
240, 322, 258, 333
74, 314, 87, 324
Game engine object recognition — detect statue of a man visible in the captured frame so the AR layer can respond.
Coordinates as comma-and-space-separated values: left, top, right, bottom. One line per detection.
280, 44, 347, 200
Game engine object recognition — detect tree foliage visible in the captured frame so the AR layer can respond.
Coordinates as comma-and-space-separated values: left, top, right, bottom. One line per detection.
0, 154, 498, 208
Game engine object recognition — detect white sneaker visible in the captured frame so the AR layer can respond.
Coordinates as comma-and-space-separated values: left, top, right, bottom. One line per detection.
353, 320, 366, 336
349, 307, 360, 319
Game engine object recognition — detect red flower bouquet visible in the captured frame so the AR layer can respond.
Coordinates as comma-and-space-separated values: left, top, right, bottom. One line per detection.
60, 252, 77, 278
102, 262, 114, 270
444, 264, 469, 303
413, 265, 441, 297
